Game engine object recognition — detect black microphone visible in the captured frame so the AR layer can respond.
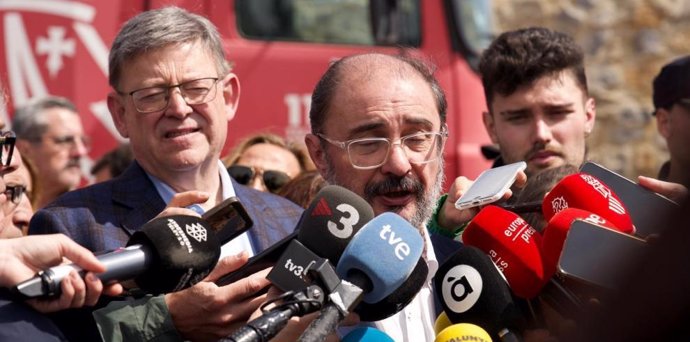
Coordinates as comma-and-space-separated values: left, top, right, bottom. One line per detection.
267, 185, 375, 292
434, 246, 525, 342
13, 215, 221, 298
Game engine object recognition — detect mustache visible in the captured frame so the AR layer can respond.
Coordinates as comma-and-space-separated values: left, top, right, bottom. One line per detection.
524, 142, 562, 160
364, 175, 424, 200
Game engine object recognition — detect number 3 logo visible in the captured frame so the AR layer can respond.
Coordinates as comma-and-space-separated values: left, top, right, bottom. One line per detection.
327, 203, 360, 239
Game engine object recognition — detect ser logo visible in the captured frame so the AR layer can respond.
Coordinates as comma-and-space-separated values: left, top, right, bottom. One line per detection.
441, 265, 483, 314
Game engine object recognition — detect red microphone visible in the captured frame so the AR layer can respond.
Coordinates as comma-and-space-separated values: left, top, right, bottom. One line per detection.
462, 205, 547, 298
542, 173, 635, 235
541, 208, 620, 278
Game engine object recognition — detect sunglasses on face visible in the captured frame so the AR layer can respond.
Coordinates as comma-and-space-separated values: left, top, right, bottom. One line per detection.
227, 165, 291, 192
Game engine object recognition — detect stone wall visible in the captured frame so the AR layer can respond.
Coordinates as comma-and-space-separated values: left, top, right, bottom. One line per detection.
492, 0, 690, 178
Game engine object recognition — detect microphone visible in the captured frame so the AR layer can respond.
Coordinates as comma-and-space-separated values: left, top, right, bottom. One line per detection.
542, 173, 635, 235
217, 185, 374, 288
434, 311, 452, 334
267, 185, 375, 292
13, 215, 221, 298
462, 205, 547, 298
433, 245, 524, 341
299, 212, 424, 341
435, 323, 494, 342
341, 327, 394, 342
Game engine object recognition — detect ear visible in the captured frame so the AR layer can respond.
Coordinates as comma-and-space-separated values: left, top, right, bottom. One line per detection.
656, 108, 671, 139
107, 92, 129, 138
221, 72, 240, 122
482, 111, 499, 144
584, 97, 596, 135
305, 133, 329, 176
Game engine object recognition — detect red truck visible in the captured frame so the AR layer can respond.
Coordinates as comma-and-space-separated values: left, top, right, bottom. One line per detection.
0, 0, 493, 186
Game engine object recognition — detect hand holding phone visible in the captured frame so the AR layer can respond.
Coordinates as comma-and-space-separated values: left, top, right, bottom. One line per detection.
202, 197, 253, 245
454, 162, 527, 210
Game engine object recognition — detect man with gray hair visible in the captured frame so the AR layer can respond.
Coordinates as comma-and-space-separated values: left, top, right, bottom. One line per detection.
28, 6, 301, 341
13, 96, 89, 208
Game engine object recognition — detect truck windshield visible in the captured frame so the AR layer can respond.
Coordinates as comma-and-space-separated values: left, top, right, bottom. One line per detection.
236, 0, 420, 46
447, 0, 495, 71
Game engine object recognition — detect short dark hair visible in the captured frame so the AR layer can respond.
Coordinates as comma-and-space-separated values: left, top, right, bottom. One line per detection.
309, 53, 447, 134
479, 27, 588, 107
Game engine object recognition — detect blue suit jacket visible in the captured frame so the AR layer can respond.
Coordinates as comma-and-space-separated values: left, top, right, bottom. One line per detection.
28, 161, 303, 341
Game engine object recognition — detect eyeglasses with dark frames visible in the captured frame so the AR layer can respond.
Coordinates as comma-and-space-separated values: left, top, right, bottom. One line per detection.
0, 131, 16, 168
3, 184, 26, 205
119, 77, 220, 113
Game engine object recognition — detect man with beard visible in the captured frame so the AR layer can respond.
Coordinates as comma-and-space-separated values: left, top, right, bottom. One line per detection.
305, 53, 456, 341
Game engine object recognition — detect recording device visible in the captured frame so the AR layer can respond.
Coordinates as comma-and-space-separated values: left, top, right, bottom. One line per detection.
455, 162, 526, 210
216, 185, 374, 287
12, 215, 221, 298
201, 196, 253, 245
342, 327, 394, 342
462, 205, 547, 299
433, 245, 524, 341
542, 173, 635, 235
580, 161, 680, 237
557, 220, 647, 292
299, 213, 424, 342
435, 323, 494, 342
541, 207, 620, 278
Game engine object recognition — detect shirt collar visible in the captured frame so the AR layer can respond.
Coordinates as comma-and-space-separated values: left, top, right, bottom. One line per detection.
146, 160, 236, 215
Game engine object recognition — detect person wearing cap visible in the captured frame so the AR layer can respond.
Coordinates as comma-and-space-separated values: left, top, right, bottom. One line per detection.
652, 55, 690, 189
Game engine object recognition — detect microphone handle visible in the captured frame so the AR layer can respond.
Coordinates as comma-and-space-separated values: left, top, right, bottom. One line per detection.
298, 303, 344, 342
227, 306, 295, 342
12, 245, 153, 298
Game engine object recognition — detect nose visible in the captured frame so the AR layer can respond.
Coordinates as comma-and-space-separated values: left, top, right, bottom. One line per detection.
379, 143, 412, 177
533, 117, 553, 144
248, 172, 267, 192
72, 137, 90, 157
165, 88, 194, 118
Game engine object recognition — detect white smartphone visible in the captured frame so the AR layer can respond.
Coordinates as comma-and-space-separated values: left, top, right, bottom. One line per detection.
454, 161, 527, 210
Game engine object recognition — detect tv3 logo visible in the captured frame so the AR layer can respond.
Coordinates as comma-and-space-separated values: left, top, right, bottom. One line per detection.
442, 265, 483, 314
327, 203, 360, 239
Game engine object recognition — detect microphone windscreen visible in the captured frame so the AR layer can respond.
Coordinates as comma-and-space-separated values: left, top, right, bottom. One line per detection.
127, 215, 220, 293
542, 208, 620, 278
462, 205, 546, 298
434, 311, 452, 334
543, 173, 634, 234
336, 212, 423, 303
342, 327, 394, 342
354, 257, 428, 321
297, 185, 375, 264
435, 323, 493, 342
433, 246, 524, 338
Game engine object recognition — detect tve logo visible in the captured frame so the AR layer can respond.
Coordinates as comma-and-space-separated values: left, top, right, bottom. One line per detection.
379, 224, 411, 261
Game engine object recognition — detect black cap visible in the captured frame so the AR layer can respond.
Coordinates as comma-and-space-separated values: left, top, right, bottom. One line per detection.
653, 55, 690, 114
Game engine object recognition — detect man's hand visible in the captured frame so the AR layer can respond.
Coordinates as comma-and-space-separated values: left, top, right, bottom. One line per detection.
0, 234, 123, 313
637, 176, 688, 203
438, 171, 527, 233
165, 252, 271, 342
153, 191, 210, 219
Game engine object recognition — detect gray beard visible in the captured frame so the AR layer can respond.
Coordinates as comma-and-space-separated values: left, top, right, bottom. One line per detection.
322, 153, 445, 231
